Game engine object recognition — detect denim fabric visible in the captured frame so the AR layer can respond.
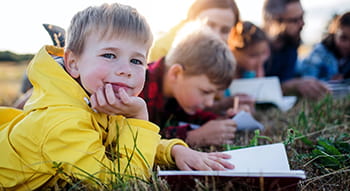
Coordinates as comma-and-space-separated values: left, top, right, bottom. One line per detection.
299, 43, 339, 81
299, 43, 350, 81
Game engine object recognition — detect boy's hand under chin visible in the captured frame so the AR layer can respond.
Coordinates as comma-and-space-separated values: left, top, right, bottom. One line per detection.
90, 84, 148, 120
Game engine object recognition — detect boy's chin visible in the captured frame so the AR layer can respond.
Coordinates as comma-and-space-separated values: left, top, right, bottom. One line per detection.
183, 108, 198, 115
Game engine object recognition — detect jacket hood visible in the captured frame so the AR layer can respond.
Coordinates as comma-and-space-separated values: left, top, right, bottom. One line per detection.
24, 46, 91, 112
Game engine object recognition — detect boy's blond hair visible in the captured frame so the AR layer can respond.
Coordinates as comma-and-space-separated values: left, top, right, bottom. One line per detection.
65, 3, 153, 56
165, 22, 236, 89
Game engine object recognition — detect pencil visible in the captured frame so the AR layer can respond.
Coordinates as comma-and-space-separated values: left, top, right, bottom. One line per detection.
233, 96, 239, 112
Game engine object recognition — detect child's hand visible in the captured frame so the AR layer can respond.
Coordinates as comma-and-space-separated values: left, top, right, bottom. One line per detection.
171, 145, 235, 171
90, 84, 148, 120
226, 104, 252, 118
226, 94, 255, 117
185, 119, 236, 147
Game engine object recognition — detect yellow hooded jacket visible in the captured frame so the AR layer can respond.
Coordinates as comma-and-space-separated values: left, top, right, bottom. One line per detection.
0, 46, 187, 190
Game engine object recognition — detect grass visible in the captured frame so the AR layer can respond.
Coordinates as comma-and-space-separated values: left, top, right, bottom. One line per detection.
0, 61, 28, 106
1, 61, 349, 190
253, 96, 350, 190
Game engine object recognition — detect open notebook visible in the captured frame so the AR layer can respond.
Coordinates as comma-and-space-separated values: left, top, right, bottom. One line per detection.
326, 79, 350, 99
158, 143, 305, 190
228, 77, 297, 112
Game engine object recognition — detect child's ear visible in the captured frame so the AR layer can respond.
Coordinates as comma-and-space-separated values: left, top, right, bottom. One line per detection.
168, 63, 184, 80
64, 50, 80, 78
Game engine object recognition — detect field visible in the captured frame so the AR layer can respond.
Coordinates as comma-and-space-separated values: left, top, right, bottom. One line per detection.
0, 61, 28, 106
0, 61, 349, 190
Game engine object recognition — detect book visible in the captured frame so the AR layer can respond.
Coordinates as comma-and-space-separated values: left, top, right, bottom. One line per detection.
326, 79, 350, 99
232, 110, 264, 131
228, 77, 297, 112
158, 143, 306, 190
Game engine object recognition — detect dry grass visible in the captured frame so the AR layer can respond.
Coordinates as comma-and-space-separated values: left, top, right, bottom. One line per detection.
0, 61, 28, 106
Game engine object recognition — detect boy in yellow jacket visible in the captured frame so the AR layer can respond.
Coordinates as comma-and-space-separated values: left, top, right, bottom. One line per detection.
0, 3, 234, 190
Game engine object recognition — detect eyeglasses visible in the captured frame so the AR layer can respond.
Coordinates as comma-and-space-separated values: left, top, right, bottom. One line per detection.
278, 14, 304, 24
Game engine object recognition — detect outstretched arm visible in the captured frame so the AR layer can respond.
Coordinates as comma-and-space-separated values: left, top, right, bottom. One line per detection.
186, 119, 237, 147
282, 78, 330, 100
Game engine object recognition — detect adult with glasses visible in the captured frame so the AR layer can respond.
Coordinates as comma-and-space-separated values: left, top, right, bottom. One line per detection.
262, 0, 330, 100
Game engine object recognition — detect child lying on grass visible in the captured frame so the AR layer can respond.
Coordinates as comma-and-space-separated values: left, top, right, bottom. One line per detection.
0, 3, 234, 190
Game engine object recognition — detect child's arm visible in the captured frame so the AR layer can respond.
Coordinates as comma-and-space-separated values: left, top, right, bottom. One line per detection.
90, 84, 148, 120
281, 78, 330, 100
160, 111, 237, 147
171, 145, 235, 170
185, 119, 237, 147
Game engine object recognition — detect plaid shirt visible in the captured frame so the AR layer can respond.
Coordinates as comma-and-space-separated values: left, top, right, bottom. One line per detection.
139, 58, 217, 140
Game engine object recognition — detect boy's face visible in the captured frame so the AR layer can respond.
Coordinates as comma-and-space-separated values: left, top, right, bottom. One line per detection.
173, 73, 218, 115
65, 34, 148, 97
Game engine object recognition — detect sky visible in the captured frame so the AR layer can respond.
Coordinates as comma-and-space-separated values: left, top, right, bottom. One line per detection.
0, 0, 349, 54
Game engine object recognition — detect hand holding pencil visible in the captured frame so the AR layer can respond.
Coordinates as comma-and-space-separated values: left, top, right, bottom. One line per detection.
226, 94, 255, 117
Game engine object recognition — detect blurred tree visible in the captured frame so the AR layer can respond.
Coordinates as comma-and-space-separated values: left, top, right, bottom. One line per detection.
0, 51, 33, 62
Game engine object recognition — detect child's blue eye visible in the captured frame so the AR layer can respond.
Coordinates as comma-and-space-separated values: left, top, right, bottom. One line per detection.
102, 53, 116, 59
130, 59, 143, 65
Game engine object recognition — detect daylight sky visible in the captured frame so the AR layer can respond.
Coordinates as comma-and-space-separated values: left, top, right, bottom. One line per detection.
0, 0, 349, 54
